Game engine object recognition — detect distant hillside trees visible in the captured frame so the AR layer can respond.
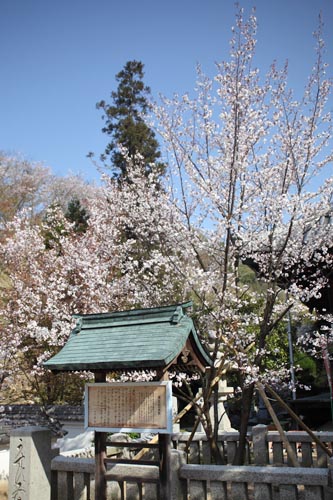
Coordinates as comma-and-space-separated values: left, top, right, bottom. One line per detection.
0, 153, 96, 228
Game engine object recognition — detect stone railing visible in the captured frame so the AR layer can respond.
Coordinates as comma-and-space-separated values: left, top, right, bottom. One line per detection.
180, 462, 333, 500
51, 455, 94, 500
172, 425, 333, 467
7, 425, 333, 499
51, 449, 185, 500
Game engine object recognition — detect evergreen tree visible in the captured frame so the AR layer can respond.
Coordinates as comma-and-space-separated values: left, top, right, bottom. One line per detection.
96, 60, 166, 183
65, 197, 89, 234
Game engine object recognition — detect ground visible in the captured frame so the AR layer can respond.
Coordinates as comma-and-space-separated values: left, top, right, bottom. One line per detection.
0, 480, 7, 499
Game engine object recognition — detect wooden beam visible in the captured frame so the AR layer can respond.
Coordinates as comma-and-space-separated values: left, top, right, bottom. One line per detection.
94, 372, 107, 500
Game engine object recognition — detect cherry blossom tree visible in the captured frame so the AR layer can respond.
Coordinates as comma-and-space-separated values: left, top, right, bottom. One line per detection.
0, 160, 182, 403
149, 8, 333, 462
0, 203, 116, 402
0, 155, 104, 401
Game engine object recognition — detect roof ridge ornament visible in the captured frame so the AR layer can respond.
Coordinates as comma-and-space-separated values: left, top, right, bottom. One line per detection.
72, 317, 83, 335
171, 306, 183, 324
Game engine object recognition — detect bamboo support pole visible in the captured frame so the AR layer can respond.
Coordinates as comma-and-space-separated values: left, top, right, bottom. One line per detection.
256, 382, 300, 467
264, 383, 333, 458
185, 417, 201, 454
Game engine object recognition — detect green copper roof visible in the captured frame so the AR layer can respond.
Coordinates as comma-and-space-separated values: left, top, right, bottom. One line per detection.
44, 302, 212, 372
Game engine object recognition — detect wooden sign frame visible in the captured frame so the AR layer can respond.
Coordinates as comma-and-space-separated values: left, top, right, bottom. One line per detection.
85, 381, 173, 434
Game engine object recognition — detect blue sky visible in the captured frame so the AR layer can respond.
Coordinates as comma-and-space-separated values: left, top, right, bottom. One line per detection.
0, 0, 332, 182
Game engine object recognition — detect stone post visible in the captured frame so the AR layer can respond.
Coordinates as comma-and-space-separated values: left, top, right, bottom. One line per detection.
8, 426, 52, 500
197, 379, 234, 433
252, 424, 269, 465
208, 379, 234, 431
171, 449, 186, 500
326, 456, 333, 499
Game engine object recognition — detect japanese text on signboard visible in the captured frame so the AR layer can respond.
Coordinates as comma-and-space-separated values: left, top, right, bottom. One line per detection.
85, 382, 171, 432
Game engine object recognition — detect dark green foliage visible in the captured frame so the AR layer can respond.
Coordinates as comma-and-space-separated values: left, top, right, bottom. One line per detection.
65, 197, 89, 234
96, 60, 166, 182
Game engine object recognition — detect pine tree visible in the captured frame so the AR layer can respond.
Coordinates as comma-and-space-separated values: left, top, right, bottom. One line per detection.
65, 197, 89, 234
96, 60, 166, 183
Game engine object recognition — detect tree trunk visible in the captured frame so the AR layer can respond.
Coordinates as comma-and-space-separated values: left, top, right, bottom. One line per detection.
204, 412, 224, 464
233, 383, 254, 465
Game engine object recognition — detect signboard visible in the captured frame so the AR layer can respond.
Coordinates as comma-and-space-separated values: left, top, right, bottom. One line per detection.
85, 381, 172, 433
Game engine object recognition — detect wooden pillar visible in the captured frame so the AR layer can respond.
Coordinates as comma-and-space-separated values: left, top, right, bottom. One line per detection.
94, 372, 107, 500
158, 369, 171, 500
159, 433, 171, 500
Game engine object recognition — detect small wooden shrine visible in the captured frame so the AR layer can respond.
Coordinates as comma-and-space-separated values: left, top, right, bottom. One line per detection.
44, 301, 212, 500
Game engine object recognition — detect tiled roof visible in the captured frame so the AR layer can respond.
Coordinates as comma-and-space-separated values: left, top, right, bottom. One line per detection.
44, 302, 212, 372
0, 405, 84, 442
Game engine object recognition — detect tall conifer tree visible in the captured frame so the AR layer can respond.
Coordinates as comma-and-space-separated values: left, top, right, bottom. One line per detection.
96, 60, 165, 183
